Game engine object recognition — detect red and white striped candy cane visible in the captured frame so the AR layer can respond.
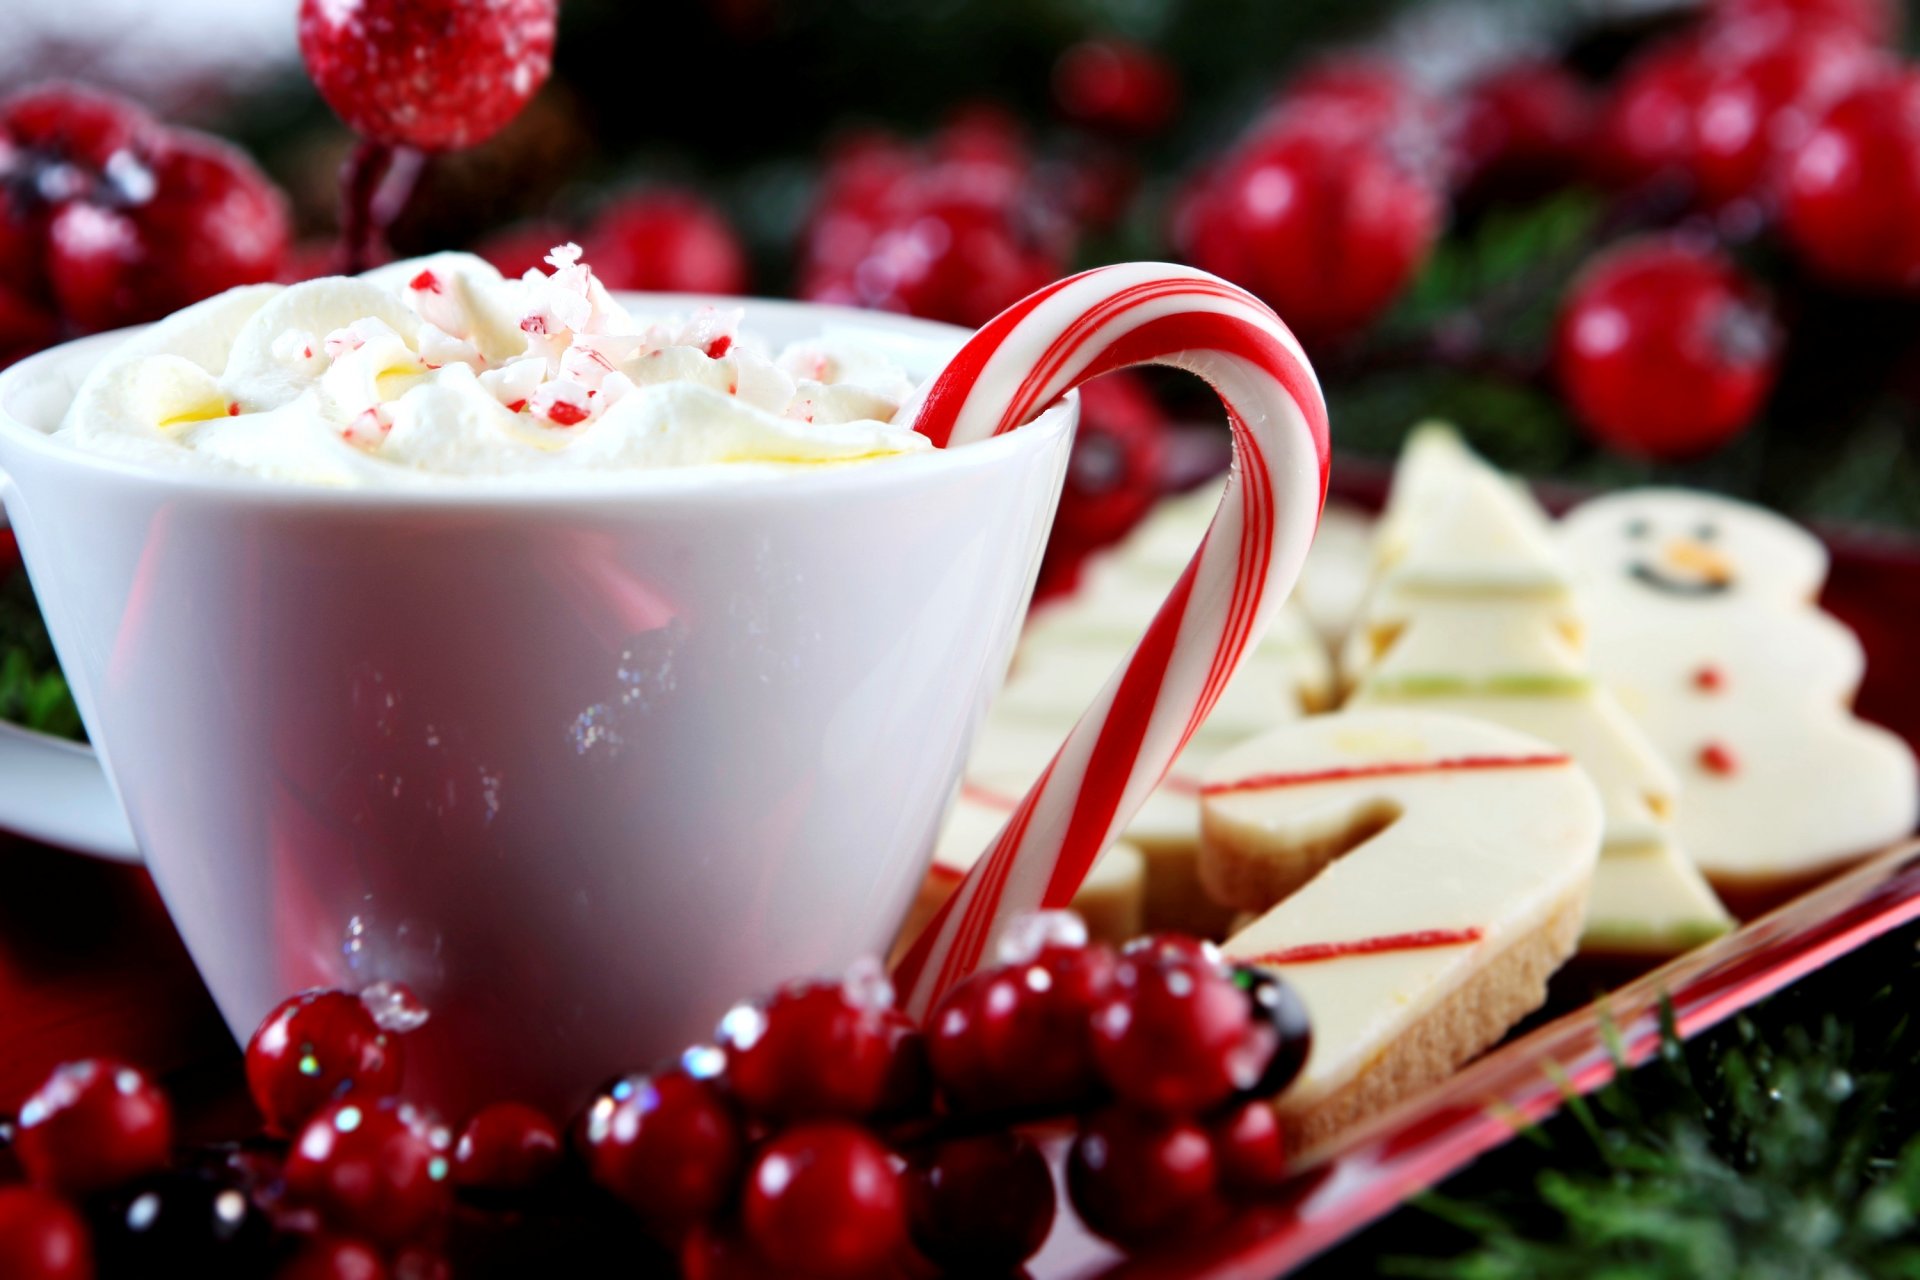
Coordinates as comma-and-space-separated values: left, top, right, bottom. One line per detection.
891, 262, 1331, 1015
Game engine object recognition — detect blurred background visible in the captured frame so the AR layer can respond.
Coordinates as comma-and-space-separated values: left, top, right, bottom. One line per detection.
4, 0, 1920, 551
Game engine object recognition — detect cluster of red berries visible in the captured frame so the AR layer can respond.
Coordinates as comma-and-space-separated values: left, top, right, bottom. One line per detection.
0, 917, 1308, 1278
476, 191, 750, 298
0, 84, 289, 367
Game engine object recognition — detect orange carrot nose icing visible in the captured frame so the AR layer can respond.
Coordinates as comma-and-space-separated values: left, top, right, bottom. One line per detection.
1661, 538, 1734, 584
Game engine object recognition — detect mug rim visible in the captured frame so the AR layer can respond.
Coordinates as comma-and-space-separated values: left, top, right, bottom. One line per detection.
0, 291, 1077, 510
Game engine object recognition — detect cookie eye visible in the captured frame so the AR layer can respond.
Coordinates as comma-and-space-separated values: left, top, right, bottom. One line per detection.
1695, 523, 1718, 541
1626, 519, 1651, 539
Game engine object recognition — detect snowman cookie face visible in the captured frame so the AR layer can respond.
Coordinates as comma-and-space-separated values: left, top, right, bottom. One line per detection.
1561, 489, 1828, 609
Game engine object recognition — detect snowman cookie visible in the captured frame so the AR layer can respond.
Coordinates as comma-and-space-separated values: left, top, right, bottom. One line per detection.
1201, 709, 1603, 1151
1562, 490, 1918, 909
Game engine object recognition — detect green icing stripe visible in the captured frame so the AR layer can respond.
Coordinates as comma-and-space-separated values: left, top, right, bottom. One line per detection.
1366, 673, 1593, 698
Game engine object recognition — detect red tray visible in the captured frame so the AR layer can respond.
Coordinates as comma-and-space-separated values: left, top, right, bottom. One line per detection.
3, 469, 1918, 1276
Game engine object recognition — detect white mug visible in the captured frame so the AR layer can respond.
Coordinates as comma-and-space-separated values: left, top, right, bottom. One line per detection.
0, 273, 1326, 1117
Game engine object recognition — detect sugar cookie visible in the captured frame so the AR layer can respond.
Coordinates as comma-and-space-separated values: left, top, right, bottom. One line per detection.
1201, 709, 1603, 1151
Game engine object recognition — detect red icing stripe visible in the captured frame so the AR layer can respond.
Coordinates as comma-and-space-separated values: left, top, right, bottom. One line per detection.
1202, 754, 1573, 797
1246, 928, 1486, 966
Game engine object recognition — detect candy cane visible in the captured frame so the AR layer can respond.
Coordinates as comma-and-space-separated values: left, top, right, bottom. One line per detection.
891, 262, 1331, 1015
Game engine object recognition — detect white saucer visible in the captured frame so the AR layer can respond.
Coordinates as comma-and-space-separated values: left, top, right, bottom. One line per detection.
0, 704, 138, 862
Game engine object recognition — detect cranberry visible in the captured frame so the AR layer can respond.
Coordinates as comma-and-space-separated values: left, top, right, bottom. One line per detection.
278, 1237, 390, 1280
15, 1058, 172, 1195
679, 1224, 808, 1280
297, 0, 558, 151
0, 1185, 92, 1280
1555, 239, 1779, 459
582, 192, 748, 296
742, 1122, 905, 1278
1176, 116, 1442, 341
2, 83, 158, 173
1067, 1108, 1218, 1247
1053, 38, 1181, 138
1710, 0, 1901, 44
718, 974, 916, 1121
1688, 19, 1880, 212
245, 990, 404, 1137
1592, 36, 1717, 188
88, 1167, 272, 1275
1455, 60, 1595, 197
46, 134, 290, 334
582, 1069, 743, 1234
452, 1102, 562, 1193
904, 1133, 1055, 1271
1782, 71, 1920, 291
1091, 939, 1274, 1115
1210, 1101, 1288, 1196
284, 1098, 453, 1247
1231, 965, 1313, 1099
927, 941, 1117, 1114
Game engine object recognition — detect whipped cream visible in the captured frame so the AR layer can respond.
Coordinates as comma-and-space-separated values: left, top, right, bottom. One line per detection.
54, 246, 932, 486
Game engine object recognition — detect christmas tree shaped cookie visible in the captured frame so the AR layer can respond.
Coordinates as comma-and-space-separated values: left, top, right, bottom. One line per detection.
1562, 489, 1918, 913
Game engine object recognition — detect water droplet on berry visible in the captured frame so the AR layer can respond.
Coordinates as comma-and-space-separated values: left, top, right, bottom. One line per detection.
841, 956, 895, 1012
360, 981, 430, 1033
997, 910, 1088, 965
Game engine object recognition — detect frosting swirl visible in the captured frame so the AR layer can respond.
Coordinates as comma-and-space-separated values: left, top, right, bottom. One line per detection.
54, 246, 931, 486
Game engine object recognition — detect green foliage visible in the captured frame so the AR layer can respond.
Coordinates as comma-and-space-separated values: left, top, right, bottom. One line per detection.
1388, 948, 1920, 1280
0, 567, 81, 741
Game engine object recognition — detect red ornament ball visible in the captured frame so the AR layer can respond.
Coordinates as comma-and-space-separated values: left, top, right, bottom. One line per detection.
1177, 116, 1442, 341
581, 1069, 743, 1235
1555, 239, 1780, 460
1455, 60, 1595, 196
452, 1101, 562, 1193
14, 1058, 173, 1196
0, 1186, 93, 1280
245, 990, 403, 1137
1067, 1107, 1219, 1247
1053, 38, 1181, 138
297, 0, 559, 151
584, 193, 749, 296
741, 1122, 905, 1278
283, 1098, 454, 1247
905, 1132, 1056, 1271
1593, 36, 1718, 189
1782, 71, 1920, 291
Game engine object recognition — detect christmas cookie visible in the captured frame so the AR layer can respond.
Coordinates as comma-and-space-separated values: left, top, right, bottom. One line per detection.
1200, 710, 1603, 1151
1562, 490, 1919, 909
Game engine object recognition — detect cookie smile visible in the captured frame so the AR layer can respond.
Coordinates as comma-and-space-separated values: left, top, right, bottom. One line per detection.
1629, 561, 1733, 596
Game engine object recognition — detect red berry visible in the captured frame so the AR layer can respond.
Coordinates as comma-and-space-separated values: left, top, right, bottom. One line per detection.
1689, 19, 1880, 211
1593, 36, 1717, 188
904, 1133, 1055, 1271
583, 192, 748, 296
582, 1069, 742, 1234
1177, 117, 1442, 341
1230, 964, 1314, 1100
718, 977, 917, 1121
679, 1224, 810, 1280
1210, 1101, 1288, 1196
0, 1186, 93, 1280
1067, 1108, 1218, 1247
1053, 38, 1181, 138
277, 1237, 390, 1280
46, 134, 289, 333
1455, 60, 1595, 197
1278, 58, 1439, 138
1049, 372, 1168, 557
1556, 239, 1779, 459
1710, 0, 1901, 43
927, 941, 1117, 1114
1782, 71, 1920, 291
245, 990, 404, 1137
742, 1122, 905, 1278
283, 1099, 453, 1247
1091, 940, 1272, 1114
2, 83, 158, 172
452, 1102, 562, 1193
297, 0, 558, 151
15, 1059, 173, 1195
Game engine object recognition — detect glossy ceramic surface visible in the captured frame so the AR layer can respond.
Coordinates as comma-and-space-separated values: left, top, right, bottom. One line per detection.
0, 300, 1077, 1116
